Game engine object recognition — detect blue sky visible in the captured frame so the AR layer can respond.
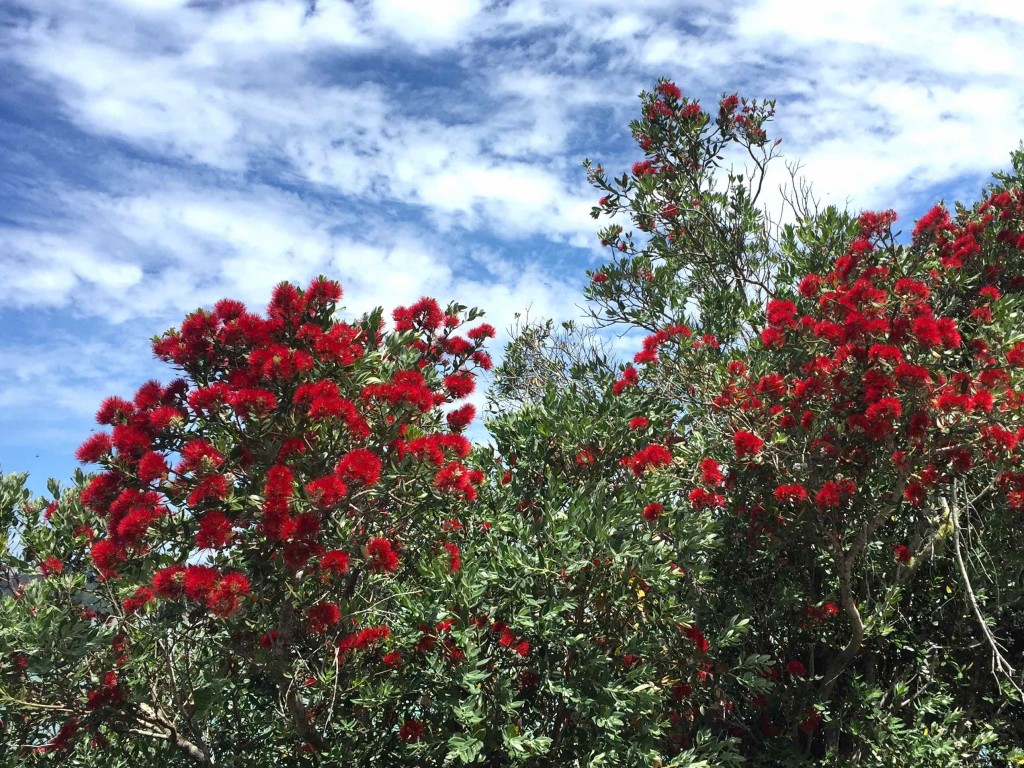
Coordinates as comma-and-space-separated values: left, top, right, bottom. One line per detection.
2, 0, 1023, 495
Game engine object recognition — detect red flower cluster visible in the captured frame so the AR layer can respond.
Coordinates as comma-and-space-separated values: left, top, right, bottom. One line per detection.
623, 444, 673, 477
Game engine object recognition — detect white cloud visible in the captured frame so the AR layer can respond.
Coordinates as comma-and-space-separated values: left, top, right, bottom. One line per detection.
370, 0, 484, 49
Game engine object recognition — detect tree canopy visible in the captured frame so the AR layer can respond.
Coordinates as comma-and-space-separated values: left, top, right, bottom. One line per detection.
3, 80, 1024, 767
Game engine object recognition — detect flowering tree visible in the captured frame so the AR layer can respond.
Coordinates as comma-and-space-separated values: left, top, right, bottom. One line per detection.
1, 280, 498, 764
576, 81, 1024, 763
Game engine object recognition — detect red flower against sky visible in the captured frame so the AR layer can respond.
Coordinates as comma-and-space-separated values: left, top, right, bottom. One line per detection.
447, 403, 475, 432
613, 364, 639, 395
656, 81, 682, 101
443, 372, 476, 399
75, 433, 112, 464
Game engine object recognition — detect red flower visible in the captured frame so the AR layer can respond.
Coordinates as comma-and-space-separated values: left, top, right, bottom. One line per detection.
785, 660, 805, 677
688, 488, 725, 510
893, 544, 912, 565
306, 602, 342, 634
443, 372, 476, 399
613, 365, 639, 395
799, 707, 823, 734
319, 550, 350, 577
152, 564, 186, 598
205, 573, 250, 617
366, 537, 400, 573
177, 439, 225, 475
39, 556, 63, 577
467, 323, 496, 340
765, 325, 786, 348
774, 484, 807, 504
393, 297, 443, 332
123, 587, 154, 614
798, 274, 822, 298
699, 458, 723, 486
446, 403, 476, 432
642, 502, 664, 521
903, 483, 926, 507
96, 396, 135, 425
75, 433, 112, 464
398, 720, 424, 743
682, 624, 709, 653
655, 81, 682, 101
183, 566, 219, 601
196, 511, 233, 549
1007, 342, 1024, 368
336, 449, 383, 487
443, 542, 461, 573
733, 430, 764, 458
136, 451, 169, 483
305, 475, 348, 508
629, 416, 650, 430
90, 539, 125, 579
814, 481, 844, 509
626, 444, 673, 476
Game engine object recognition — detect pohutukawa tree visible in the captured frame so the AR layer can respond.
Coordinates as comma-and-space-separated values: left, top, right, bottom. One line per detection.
578, 80, 1024, 763
2, 279, 497, 763
3, 79, 1024, 767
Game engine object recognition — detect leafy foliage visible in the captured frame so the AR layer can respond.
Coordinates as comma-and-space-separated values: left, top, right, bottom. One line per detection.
3, 82, 1024, 768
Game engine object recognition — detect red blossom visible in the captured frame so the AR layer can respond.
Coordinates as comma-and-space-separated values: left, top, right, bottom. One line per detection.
398, 720, 424, 743
774, 484, 808, 504
306, 602, 342, 634
196, 511, 233, 549
447, 403, 476, 432
366, 537, 400, 573
699, 458, 723, 485
123, 587, 154, 614
625, 444, 673, 476
205, 573, 250, 617
733, 430, 764, 458
336, 449, 382, 487
443, 542, 462, 573
39, 556, 63, 577
642, 503, 664, 521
